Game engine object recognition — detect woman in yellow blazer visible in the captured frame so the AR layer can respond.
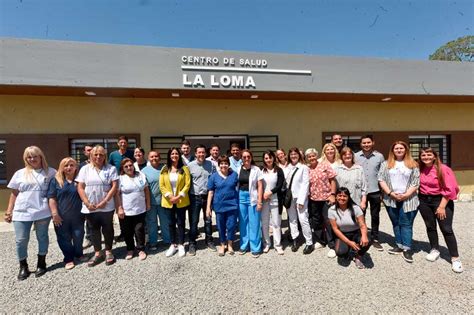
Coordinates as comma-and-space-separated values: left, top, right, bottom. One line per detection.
160, 147, 191, 257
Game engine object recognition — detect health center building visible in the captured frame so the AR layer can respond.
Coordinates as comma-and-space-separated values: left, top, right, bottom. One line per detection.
0, 38, 473, 206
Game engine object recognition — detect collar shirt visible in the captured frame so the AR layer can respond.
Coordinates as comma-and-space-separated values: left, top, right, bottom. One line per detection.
229, 156, 243, 173
188, 160, 215, 195
354, 150, 385, 193
181, 154, 195, 166
206, 156, 219, 168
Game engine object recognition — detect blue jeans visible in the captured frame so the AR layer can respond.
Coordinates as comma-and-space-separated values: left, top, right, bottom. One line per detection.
216, 210, 238, 244
239, 190, 262, 254
146, 204, 171, 245
386, 202, 418, 250
13, 217, 51, 261
54, 215, 85, 263
189, 194, 213, 245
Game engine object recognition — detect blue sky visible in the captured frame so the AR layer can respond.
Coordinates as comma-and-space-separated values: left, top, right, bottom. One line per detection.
0, 0, 472, 60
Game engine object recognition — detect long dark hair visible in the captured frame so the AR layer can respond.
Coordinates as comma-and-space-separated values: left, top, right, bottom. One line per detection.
163, 147, 185, 174
288, 147, 304, 164
418, 147, 445, 188
335, 187, 356, 223
261, 150, 280, 173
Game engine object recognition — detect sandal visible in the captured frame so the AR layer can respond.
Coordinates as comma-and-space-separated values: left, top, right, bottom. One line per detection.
105, 253, 116, 266
125, 251, 134, 260
138, 251, 147, 261
87, 254, 104, 267
218, 245, 225, 257
65, 262, 75, 270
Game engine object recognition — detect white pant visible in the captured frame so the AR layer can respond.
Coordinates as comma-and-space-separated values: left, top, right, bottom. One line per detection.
261, 199, 282, 247
287, 198, 313, 245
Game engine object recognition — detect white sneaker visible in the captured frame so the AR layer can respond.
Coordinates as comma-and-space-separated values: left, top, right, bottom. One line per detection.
165, 245, 177, 257
327, 249, 336, 258
275, 246, 284, 255
425, 249, 440, 262
452, 259, 464, 273
314, 242, 325, 250
263, 245, 270, 253
178, 245, 186, 257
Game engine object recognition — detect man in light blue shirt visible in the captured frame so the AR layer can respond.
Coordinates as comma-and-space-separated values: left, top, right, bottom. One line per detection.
229, 142, 242, 173
187, 145, 216, 255
141, 150, 170, 250
354, 135, 385, 251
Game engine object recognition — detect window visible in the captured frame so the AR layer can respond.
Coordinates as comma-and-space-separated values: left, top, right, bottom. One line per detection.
70, 137, 137, 164
409, 135, 450, 165
324, 135, 361, 152
0, 140, 6, 184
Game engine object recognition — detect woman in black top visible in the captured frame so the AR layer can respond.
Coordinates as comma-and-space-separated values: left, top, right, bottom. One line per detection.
260, 150, 285, 254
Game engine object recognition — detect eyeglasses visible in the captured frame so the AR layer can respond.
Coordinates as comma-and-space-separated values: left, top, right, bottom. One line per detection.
124, 165, 134, 169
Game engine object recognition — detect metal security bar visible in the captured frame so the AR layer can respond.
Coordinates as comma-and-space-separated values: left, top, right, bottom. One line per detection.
70, 138, 137, 164
248, 135, 279, 164
409, 135, 449, 165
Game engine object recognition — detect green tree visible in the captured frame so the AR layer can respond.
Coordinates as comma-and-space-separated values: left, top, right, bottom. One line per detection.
429, 35, 473, 62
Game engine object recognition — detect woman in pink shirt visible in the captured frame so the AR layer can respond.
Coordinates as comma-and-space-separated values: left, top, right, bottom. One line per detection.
418, 147, 463, 273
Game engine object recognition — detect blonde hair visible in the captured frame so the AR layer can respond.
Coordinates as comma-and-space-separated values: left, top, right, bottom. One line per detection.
320, 143, 341, 164
55, 157, 78, 188
387, 141, 418, 169
90, 145, 108, 169
23, 146, 49, 182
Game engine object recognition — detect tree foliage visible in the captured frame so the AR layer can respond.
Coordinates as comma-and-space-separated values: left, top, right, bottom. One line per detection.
429, 35, 473, 62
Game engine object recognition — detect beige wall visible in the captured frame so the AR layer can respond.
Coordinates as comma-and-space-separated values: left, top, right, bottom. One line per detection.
1, 95, 473, 209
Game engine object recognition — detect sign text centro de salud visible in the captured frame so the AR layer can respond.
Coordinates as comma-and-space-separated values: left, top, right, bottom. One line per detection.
181, 55, 312, 89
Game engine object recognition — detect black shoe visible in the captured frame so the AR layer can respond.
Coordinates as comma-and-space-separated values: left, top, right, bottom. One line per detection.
114, 235, 125, 243
303, 245, 313, 255
372, 240, 384, 251
35, 255, 47, 278
188, 244, 196, 256
402, 250, 414, 263
388, 247, 403, 255
18, 259, 31, 281
207, 242, 217, 252
291, 241, 299, 252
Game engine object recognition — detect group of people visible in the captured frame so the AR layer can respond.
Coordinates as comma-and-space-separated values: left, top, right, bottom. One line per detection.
4, 134, 464, 281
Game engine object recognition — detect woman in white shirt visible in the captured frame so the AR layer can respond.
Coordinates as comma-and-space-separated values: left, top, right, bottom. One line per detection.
4, 146, 56, 280
260, 150, 285, 255
76, 145, 118, 267
237, 149, 264, 258
286, 147, 313, 254
378, 141, 420, 263
117, 158, 151, 261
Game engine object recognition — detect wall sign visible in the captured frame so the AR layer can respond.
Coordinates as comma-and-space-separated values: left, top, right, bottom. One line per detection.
181, 55, 311, 89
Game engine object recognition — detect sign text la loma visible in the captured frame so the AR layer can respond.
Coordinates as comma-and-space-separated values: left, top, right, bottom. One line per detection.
181, 55, 268, 89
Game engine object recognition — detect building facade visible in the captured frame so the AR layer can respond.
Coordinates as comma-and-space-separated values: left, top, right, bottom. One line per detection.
1, 38, 473, 206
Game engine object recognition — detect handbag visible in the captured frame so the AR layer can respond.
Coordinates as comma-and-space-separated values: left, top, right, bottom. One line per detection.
283, 167, 298, 209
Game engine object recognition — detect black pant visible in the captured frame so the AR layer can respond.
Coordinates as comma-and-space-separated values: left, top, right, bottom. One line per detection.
322, 202, 335, 249
418, 194, 458, 257
123, 212, 146, 251
189, 194, 213, 245
365, 191, 381, 241
86, 211, 114, 251
308, 200, 330, 245
335, 230, 371, 258
168, 205, 187, 245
